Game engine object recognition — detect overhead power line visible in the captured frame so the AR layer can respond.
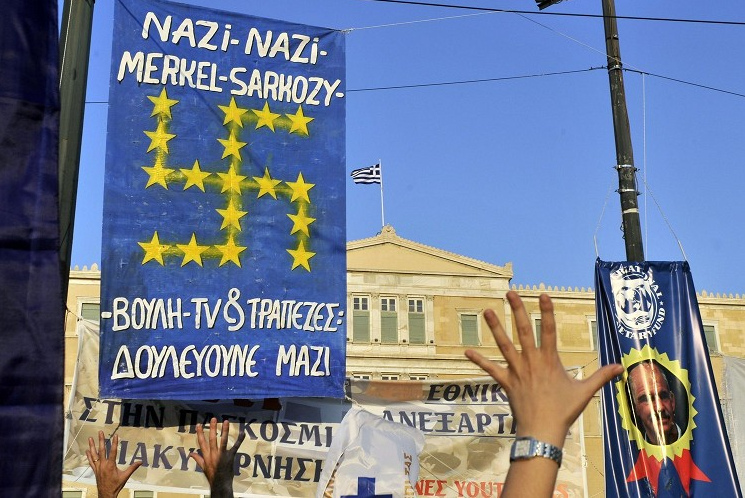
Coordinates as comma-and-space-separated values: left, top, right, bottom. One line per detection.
625, 69, 745, 99
347, 67, 602, 92
362, 0, 745, 26
83, 67, 745, 100
347, 66, 745, 100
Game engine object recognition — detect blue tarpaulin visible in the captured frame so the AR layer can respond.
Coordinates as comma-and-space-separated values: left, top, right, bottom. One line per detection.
0, 1, 63, 496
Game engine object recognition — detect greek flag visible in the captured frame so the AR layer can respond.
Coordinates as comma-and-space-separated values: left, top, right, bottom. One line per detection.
351, 163, 381, 184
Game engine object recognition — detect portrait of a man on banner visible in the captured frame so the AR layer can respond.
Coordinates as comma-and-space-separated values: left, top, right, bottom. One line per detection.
624, 359, 687, 446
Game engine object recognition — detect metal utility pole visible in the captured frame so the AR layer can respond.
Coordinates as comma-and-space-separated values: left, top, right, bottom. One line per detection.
601, 0, 645, 261
59, 0, 96, 301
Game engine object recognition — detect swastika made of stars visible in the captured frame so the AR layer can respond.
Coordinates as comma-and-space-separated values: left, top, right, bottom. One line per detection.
137, 88, 317, 271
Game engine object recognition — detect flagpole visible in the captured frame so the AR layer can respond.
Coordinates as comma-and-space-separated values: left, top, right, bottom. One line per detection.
379, 159, 385, 228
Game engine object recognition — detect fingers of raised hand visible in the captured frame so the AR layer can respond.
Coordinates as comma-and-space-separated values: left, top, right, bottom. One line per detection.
188, 451, 206, 470
208, 417, 219, 449
85, 448, 97, 468
230, 428, 246, 454
583, 364, 623, 398
97, 431, 106, 460
483, 309, 518, 364
506, 292, 536, 352
538, 294, 557, 352
220, 419, 230, 451
465, 349, 509, 387
195, 423, 208, 454
123, 461, 143, 480
109, 434, 120, 462
87, 436, 97, 461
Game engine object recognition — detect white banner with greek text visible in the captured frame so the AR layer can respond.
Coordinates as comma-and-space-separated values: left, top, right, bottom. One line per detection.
63, 320, 586, 497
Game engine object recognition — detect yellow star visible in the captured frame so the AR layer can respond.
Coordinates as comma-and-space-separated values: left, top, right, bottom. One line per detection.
144, 121, 176, 153
147, 87, 179, 119
216, 200, 248, 230
138, 232, 169, 265
287, 206, 316, 236
217, 131, 247, 160
287, 240, 315, 271
286, 105, 314, 135
217, 166, 247, 194
252, 102, 280, 131
216, 235, 247, 267
176, 233, 208, 267
180, 160, 211, 191
218, 97, 248, 127
285, 172, 315, 203
253, 168, 281, 199
142, 159, 175, 189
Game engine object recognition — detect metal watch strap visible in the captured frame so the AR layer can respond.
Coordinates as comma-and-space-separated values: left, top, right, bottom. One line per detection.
509, 436, 563, 466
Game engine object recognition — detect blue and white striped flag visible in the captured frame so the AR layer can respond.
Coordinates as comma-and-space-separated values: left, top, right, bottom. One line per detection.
351, 163, 381, 184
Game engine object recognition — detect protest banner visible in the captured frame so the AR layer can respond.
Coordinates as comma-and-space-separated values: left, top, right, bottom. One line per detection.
65, 320, 586, 497
99, 0, 346, 399
596, 260, 742, 496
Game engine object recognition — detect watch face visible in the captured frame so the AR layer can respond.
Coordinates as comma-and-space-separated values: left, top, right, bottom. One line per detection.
511, 438, 562, 465
513, 439, 532, 456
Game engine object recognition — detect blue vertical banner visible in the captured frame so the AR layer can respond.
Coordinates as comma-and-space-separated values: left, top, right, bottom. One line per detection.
100, 0, 346, 399
0, 0, 63, 495
596, 260, 742, 497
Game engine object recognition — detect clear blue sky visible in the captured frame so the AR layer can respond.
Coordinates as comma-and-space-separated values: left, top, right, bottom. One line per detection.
66, 0, 745, 295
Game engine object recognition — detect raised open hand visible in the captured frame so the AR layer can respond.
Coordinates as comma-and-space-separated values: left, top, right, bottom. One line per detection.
86, 431, 141, 498
466, 291, 623, 447
190, 417, 246, 498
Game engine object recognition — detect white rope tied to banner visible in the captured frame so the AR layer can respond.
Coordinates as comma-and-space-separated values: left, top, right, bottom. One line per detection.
593, 66, 687, 262
593, 179, 616, 259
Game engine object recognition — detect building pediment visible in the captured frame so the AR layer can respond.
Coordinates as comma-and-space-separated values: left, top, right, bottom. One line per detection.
347, 225, 512, 278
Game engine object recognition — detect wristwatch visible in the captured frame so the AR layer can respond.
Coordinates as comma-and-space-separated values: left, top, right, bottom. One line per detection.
510, 437, 563, 466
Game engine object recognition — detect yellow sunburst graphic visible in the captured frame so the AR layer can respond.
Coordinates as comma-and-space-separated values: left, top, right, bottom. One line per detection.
615, 345, 696, 460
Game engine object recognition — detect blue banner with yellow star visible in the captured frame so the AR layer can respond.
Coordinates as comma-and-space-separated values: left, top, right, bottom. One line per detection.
100, 0, 346, 399
595, 260, 741, 497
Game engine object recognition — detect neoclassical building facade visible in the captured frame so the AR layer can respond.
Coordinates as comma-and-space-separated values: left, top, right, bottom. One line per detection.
64, 225, 745, 497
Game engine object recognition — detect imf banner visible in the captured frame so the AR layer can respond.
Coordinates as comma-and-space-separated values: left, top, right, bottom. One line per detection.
99, 0, 346, 399
595, 260, 742, 497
